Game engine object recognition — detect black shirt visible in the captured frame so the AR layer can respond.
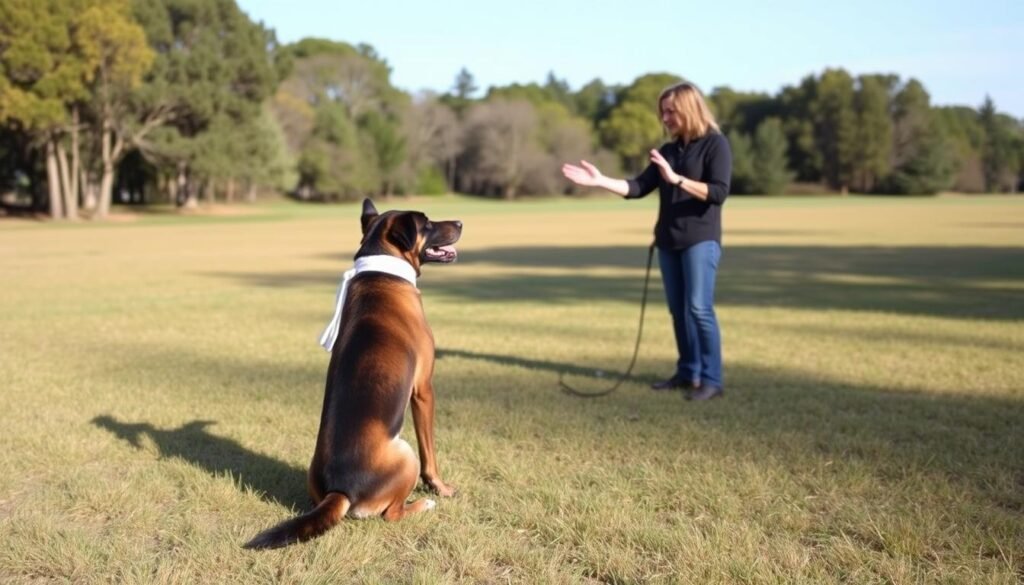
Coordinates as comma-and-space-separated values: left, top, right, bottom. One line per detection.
625, 132, 732, 250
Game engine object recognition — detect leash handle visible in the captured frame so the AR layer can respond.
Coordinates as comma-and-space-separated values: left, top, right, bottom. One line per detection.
559, 242, 656, 398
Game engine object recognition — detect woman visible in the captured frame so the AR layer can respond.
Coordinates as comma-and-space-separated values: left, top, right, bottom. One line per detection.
562, 81, 732, 401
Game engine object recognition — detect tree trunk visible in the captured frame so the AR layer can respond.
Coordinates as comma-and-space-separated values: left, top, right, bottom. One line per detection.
45, 139, 65, 220
83, 177, 98, 212
178, 163, 197, 209
56, 142, 76, 220
245, 181, 257, 202
70, 107, 80, 215
97, 126, 114, 218
226, 178, 235, 203
98, 160, 115, 218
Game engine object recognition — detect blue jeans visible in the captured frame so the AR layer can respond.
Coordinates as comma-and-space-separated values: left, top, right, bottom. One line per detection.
657, 241, 723, 389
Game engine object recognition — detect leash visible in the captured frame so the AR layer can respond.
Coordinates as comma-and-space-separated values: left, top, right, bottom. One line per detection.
559, 242, 656, 398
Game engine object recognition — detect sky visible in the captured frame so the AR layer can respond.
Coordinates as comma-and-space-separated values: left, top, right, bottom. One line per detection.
236, 0, 1024, 118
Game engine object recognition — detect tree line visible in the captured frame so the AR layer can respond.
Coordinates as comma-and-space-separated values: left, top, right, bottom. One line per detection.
2, 0, 1022, 220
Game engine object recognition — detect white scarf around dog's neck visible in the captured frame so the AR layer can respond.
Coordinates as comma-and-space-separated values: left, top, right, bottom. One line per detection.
318, 255, 417, 352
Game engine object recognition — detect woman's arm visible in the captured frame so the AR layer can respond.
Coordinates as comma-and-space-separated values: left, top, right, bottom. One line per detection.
562, 160, 662, 199
561, 161, 629, 196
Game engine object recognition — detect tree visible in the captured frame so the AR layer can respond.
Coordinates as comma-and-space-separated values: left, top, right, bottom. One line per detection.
131, 0, 280, 209
296, 101, 376, 200
401, 94, 462, 193
728, 119, 793, 194
812, 69, 857, 192
360, 109, 406, 196
851, 74, 894, 192
441, 67, 478, 116
274, 38, 406, 200
751, 118, 794, 194
453, 67, 478, 100
708, 87, 780, 137
978, 96, 1020, 192
542, 71, 574, 113
616, 73, 684, 111
459, 99, 538, 198
599, 101, 662, 173
886, 80, 955, 194
574, 78, 615, 126
0, 0, 93, 219
77, 0, 154, 217
933, 105, 985, 192
727, 130, 755, 194
778, 76, 822, 182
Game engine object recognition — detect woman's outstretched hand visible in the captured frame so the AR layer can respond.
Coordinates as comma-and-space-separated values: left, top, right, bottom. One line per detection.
561, 160, 603, 187
649, 149, 681, 185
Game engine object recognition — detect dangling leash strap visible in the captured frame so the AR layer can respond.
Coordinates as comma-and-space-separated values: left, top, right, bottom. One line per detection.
559, 242, 657, 398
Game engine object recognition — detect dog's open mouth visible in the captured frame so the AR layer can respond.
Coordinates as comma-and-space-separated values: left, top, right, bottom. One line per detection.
424, 245, 458, 263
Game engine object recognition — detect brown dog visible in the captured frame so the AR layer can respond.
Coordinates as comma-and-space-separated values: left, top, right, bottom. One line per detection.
244, 199, 461, 549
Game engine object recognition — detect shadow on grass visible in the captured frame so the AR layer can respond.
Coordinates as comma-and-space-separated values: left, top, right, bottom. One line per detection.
92, 340, 1024, 518
204, 244, 1024, 321
437, 348, 1024, 514
438, 348, 626, 380
91, 415, 308, 510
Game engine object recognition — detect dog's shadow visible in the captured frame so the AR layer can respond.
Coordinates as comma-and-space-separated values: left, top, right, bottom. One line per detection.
91, 415, 307, 510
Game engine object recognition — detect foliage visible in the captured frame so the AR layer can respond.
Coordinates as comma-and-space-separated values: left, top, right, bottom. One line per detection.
730, 118, 793, 194
599, 100, 662, 174
4, 7, 1024, 219
850, 74, 894, 192
750, 118, 794, 194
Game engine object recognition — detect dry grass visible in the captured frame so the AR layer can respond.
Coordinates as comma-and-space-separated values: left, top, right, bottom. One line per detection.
1, 194, 1022, 584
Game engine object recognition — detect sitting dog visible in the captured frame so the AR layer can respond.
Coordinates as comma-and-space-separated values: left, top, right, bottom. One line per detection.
244, 199, 461, 549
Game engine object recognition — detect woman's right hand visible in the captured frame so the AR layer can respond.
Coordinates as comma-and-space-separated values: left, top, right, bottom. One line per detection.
561, 160, 603, 187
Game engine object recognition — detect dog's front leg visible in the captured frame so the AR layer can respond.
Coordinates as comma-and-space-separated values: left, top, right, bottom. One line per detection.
411, 379, 456, 497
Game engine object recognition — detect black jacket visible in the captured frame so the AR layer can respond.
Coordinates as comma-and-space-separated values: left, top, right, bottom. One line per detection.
625, 132, 732, 250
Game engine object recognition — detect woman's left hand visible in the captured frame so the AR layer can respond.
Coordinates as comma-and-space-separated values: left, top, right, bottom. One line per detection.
649, 149, 682, 186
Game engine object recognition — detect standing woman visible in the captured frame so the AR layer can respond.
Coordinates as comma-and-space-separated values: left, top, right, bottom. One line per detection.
562, 82, 732, 401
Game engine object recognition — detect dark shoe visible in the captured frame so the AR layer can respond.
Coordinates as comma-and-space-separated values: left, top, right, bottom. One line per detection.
651, 376, 700, 392
651, 376, 686, 391
686, 385, 724, 401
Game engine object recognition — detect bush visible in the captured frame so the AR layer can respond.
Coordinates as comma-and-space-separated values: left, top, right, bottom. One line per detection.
416, 166, 449, 196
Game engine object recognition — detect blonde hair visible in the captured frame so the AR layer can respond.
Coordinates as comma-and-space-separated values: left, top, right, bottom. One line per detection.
658, 82, 719, 141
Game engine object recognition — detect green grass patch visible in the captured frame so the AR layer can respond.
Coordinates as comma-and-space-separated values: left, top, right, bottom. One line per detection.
2, 195, 1022, 583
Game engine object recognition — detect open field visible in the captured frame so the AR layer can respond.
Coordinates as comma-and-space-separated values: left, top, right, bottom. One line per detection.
1, 195, 1022, 584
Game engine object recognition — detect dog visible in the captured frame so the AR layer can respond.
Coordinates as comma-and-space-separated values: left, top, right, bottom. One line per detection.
244, 198, 461, 550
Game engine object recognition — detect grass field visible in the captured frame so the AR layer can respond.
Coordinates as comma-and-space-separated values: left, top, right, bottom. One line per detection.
1, 194, 1022, 584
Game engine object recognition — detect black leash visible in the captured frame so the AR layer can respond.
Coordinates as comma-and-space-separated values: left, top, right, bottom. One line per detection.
559, 242, 656, 398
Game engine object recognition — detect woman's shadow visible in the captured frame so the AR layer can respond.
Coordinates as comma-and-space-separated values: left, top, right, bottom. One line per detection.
91, 415, 307, 511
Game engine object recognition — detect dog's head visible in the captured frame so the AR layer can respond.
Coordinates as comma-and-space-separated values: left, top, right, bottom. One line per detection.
356, 199, 462, 274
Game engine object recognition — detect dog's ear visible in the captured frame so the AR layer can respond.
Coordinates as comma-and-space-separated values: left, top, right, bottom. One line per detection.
360, 199, 378, 234
386, 213, 422, 253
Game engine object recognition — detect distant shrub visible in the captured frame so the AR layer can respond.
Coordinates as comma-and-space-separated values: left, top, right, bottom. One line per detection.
416, 166, 449, 196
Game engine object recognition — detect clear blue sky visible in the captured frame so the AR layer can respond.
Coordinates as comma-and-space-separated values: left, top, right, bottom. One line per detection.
237, 0, 1024, 117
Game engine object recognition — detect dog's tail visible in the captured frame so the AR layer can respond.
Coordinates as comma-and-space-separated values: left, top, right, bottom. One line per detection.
243, 492, 351, 550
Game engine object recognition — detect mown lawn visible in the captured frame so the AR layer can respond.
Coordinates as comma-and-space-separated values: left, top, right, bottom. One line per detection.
1, 194, 1022, 584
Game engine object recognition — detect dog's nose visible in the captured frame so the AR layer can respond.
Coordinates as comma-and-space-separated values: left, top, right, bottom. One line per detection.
454, 221, 463, 229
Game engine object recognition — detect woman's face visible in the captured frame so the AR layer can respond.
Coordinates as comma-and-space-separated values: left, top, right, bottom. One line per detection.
660, 98, 680, 134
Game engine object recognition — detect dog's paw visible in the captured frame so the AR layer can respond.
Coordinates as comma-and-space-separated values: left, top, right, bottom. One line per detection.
422, 473, 458, 497
428, 480, 457, 497
424, 499, 437, 511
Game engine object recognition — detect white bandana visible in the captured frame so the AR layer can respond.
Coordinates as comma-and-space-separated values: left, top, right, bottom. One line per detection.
318, 255, 418, 352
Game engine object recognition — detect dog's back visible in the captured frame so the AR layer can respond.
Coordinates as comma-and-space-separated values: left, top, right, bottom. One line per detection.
311, 273, 431, 499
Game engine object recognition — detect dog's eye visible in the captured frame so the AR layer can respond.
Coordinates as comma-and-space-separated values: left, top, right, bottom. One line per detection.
424, 221, 433, 230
